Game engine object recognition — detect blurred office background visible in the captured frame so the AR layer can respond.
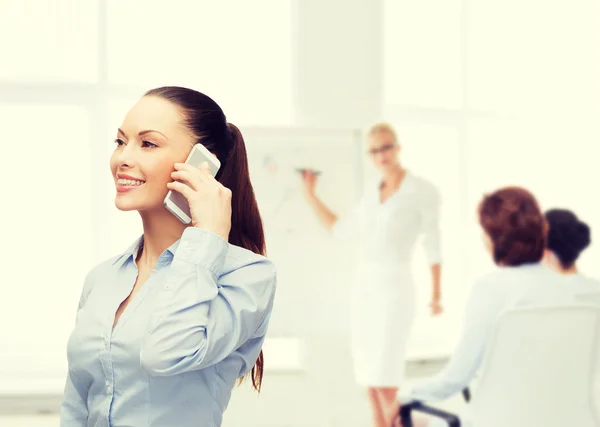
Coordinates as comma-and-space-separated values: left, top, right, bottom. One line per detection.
1, 1, 599, 426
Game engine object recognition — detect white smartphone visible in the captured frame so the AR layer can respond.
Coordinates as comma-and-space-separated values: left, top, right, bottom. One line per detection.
164, 143, 221, 224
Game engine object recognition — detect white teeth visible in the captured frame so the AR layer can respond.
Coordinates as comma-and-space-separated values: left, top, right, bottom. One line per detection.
117, 178, 145, 186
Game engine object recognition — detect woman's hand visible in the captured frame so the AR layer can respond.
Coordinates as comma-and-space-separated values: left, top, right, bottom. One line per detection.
167, 161, 232, 241
300, 169, 319, 197
430, 299, 443, 316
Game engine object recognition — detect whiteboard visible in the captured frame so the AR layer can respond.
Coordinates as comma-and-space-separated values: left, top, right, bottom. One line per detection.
240, 126, 365, 338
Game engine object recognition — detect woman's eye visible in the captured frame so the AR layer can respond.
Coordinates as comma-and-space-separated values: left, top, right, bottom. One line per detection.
142, 140, 158, 148
114, 138, 125, 146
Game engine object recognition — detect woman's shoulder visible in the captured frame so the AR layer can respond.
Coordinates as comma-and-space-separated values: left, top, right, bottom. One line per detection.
477, 263, 548, 280
568, 273, 600, 293
406, 171, 437, 189
470, 268, 505, 294
471, 263, 557, 295
222, 243, 277, 285
224, 243, 274, 271
86, 254, 123, 278
405, 171, 440, 203
77, 254, 123, 306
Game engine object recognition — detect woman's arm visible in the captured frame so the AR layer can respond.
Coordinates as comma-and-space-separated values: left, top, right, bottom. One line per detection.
60, 372, 88, 425
304, 192, 338, 230
407, 279, 501, 402
60, 265, 105, 426
419, 183, 443, 311
140, 227, 276, 376
301, 170, 338, 230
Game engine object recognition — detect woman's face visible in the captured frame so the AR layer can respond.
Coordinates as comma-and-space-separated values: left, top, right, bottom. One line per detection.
367, 130, 399, 173
109, 96, 195, 212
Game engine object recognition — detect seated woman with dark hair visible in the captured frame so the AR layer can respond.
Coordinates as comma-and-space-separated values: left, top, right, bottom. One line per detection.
543, 208, 600, 293
397, 187, 580, 427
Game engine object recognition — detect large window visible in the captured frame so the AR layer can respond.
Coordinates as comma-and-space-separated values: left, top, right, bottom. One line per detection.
1, 0, 293, 391
0, 105, 93, 389
105, 1, 292, 125
0, 1, 98, 83
384, 0, 600, 356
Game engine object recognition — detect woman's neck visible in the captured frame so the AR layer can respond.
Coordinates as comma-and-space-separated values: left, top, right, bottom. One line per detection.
137, 208, 188, 268
381, 165, 405, 188
560, 265, 578, 275
548, 258, 578, 275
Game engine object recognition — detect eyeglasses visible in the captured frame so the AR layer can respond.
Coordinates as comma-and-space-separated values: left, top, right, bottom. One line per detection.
368, 143, 396, 155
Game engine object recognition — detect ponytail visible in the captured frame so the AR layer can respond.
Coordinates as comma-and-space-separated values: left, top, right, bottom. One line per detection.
143, 87, 267, 391
218, 123, 266, 392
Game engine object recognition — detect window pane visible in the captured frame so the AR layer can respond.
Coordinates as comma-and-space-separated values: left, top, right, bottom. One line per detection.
0, 105, 93, 388
468, 1, 600, 116
0, 0, 97, 82
106, 0, 292, 126
466, 118, 600, 281
380, 122, 466, 358
383, 0, 462, 109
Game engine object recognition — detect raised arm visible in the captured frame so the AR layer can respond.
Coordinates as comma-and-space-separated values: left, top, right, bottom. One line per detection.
140, 228, 276, 376
301, 169, 338, 230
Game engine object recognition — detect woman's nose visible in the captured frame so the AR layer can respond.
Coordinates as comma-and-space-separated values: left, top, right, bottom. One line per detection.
116, 144, 136, 168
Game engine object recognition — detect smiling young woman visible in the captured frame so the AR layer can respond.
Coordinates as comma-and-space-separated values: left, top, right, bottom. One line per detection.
60, 87, 276, 427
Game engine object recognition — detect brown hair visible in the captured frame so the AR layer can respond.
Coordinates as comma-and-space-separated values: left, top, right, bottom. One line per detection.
478, 186, 547, 266
145, 86, 265, 392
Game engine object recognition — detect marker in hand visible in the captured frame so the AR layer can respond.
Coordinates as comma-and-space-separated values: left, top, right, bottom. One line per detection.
296, 168, 322, 176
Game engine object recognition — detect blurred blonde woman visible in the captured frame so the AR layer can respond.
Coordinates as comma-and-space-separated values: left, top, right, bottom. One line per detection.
301, 123, 443, 427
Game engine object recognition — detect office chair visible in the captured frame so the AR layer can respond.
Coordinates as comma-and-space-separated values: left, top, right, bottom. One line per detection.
399, 305, 600, 427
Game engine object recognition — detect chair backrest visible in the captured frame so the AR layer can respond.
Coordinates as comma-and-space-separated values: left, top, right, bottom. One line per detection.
471, 305, 600, 427
577, 292, 600, 419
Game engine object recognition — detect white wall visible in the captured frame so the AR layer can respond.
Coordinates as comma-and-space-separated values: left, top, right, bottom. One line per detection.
383, 0, 600, 355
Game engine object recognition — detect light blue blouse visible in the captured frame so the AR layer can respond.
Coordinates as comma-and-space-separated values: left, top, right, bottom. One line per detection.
60, 227, 277, 427
403, 263, 581, 404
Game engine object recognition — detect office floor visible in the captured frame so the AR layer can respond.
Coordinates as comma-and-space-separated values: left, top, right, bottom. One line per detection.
0, 395, 467, 427
0, 336, 467, 427
0, 361, 470, 427
0, 416, 58, 427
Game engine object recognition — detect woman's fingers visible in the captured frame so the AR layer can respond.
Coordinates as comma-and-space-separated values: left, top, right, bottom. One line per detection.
170, 170, 199, 191
174, 161, 218, 186
166, 180, 195, 200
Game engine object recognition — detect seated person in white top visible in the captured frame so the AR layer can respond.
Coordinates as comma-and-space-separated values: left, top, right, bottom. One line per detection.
543, 208, 600, 294
396, 187, 580, 427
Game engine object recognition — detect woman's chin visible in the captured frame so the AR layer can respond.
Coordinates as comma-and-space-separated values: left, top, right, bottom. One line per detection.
114, 196, 144, 212
114, 198, 168, 215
